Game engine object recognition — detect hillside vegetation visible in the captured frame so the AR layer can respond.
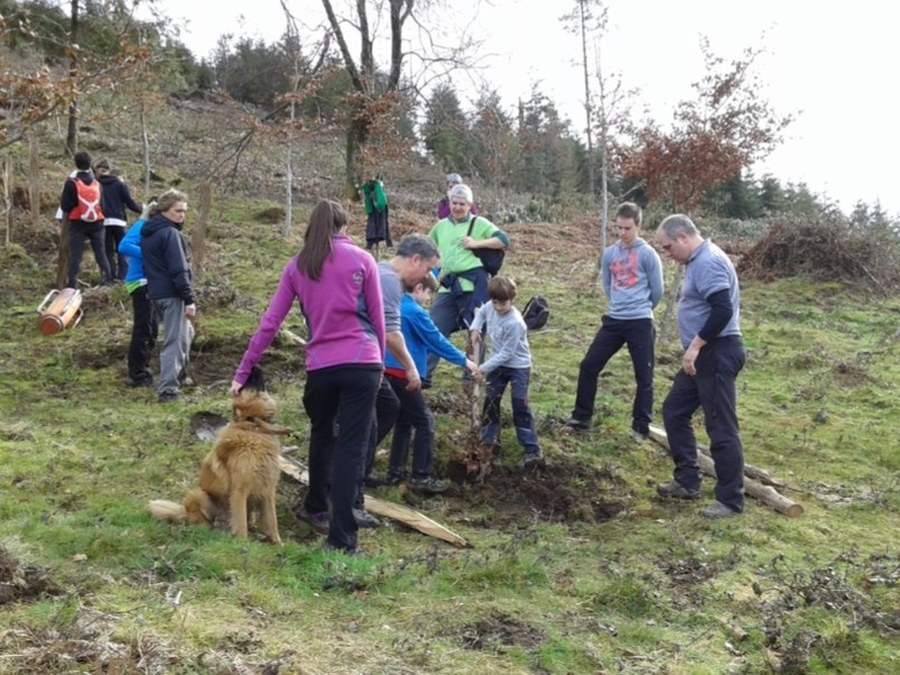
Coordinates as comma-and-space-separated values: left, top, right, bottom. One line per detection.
0, 103, 898, 674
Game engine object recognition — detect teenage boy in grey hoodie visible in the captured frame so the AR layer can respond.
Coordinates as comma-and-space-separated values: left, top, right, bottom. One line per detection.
566, 202, 664, 438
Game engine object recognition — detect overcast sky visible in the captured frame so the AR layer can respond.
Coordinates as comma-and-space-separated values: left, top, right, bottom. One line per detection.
154, 0, 899, 216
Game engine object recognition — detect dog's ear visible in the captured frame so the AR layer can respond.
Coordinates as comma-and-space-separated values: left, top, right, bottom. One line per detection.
241, 366, 266, 393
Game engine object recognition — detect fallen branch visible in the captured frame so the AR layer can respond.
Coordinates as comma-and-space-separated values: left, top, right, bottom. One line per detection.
647, 425, 804, 518
278, 455, 472, 548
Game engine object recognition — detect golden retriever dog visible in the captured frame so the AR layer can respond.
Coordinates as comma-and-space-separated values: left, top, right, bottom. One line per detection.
149, 368, 286, 544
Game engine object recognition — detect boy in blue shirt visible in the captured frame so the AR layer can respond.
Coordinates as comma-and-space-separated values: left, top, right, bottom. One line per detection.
385, 274, 479, 494
470, 276, 543, 467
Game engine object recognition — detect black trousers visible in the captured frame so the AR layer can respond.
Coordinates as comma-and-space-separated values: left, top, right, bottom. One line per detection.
68, 220, 111, 286
127, 286, 159, 383
104, 225, 127, 281
662, 336, 746, 511
355, 376, 400, 508
303, 365, 381, 551
572, 316, 655, 434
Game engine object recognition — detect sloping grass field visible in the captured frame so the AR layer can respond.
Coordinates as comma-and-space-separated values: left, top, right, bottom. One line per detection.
0, 202, 897, 674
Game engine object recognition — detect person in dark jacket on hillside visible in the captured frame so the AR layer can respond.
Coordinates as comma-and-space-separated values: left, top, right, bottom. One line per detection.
59, 150, 112, 287
95, 158, 142, 282
141, 189, 196, 403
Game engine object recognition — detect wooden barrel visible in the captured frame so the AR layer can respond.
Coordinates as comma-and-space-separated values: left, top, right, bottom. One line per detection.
37, 288, 84, 335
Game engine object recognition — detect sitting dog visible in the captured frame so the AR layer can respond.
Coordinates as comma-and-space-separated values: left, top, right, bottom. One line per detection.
149, 368, 287, 544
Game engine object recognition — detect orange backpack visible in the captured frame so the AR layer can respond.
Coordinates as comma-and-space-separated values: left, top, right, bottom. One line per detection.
69, 178, 104, 222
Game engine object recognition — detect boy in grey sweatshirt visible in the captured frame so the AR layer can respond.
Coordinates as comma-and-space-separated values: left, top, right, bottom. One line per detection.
470, 276, 543, 466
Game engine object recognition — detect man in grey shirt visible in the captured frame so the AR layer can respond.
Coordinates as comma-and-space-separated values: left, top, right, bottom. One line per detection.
355, 234, 439, 526
654, 214, 746, 518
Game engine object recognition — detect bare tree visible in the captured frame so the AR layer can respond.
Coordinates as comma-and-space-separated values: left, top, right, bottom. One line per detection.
562, 2, 637, 273
0, 1, 152, 152
317, 0, 476, 199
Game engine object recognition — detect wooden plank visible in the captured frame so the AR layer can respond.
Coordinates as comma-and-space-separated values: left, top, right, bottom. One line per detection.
278, 456, 472, 548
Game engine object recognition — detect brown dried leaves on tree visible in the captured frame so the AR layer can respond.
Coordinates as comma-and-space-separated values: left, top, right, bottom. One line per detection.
623, 38, 793, 210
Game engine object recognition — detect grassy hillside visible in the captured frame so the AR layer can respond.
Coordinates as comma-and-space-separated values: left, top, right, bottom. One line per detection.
0, 183, 897, 673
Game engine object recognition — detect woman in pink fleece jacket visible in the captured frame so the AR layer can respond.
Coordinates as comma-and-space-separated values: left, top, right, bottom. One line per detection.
231, 200, 385, 555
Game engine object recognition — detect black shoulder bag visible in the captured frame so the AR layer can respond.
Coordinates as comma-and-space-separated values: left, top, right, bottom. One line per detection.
466, 216, 505, 276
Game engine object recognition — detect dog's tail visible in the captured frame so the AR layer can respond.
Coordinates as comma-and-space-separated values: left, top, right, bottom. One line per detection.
148, 499, 187, 522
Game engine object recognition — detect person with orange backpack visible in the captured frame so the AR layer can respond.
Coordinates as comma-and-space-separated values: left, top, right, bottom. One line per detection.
58, 151, 112, 287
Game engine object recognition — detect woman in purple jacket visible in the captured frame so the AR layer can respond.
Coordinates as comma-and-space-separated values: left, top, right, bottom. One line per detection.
230, 200, 385, 555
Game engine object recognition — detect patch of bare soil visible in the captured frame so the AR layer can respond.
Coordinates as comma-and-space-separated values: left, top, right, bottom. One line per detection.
0, 546, 61, 605
446, 453, 629, 529
455, 611, 547, 652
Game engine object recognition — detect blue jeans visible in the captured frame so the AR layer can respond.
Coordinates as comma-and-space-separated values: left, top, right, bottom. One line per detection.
572, 316, 655, 434
303, 365, 382, 551
662, 336, 746, 511
386, 373, 436, 479
481, 366, 540, 455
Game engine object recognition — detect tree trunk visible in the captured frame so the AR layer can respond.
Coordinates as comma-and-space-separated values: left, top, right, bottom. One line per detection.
284, 100, 294, 237
3, 154, 11, 246
29, 133, 40, 229
191, 183, 212, 283
65, 0, 79, 156
56, 216, 71, 289
140, 99, 151, 196
344, 115, 368, 201
657, 268, 683, 346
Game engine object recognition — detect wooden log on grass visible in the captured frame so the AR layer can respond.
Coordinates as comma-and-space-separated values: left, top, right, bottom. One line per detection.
278, 455, 472, 548
647, 425, 804, 518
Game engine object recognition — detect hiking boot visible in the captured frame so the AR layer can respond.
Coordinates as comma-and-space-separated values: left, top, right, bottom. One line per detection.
656, 480, 701, 500
629, 429, 650, 443
564, 417, 591, 431
407, 475, 449, 495
700, 500, 740, 519
294, 503, 329, 533
158, 391, 179, 403
353, 508, 380, 529
523, 449, 545, 468
125, 376, 153, 388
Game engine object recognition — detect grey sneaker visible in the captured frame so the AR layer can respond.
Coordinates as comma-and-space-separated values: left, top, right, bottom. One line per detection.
656, 480, 701, 500
408, 475, 449, 495
701, 500, 740, 519
353, 508, 380, 528
294, 503, 329, 533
